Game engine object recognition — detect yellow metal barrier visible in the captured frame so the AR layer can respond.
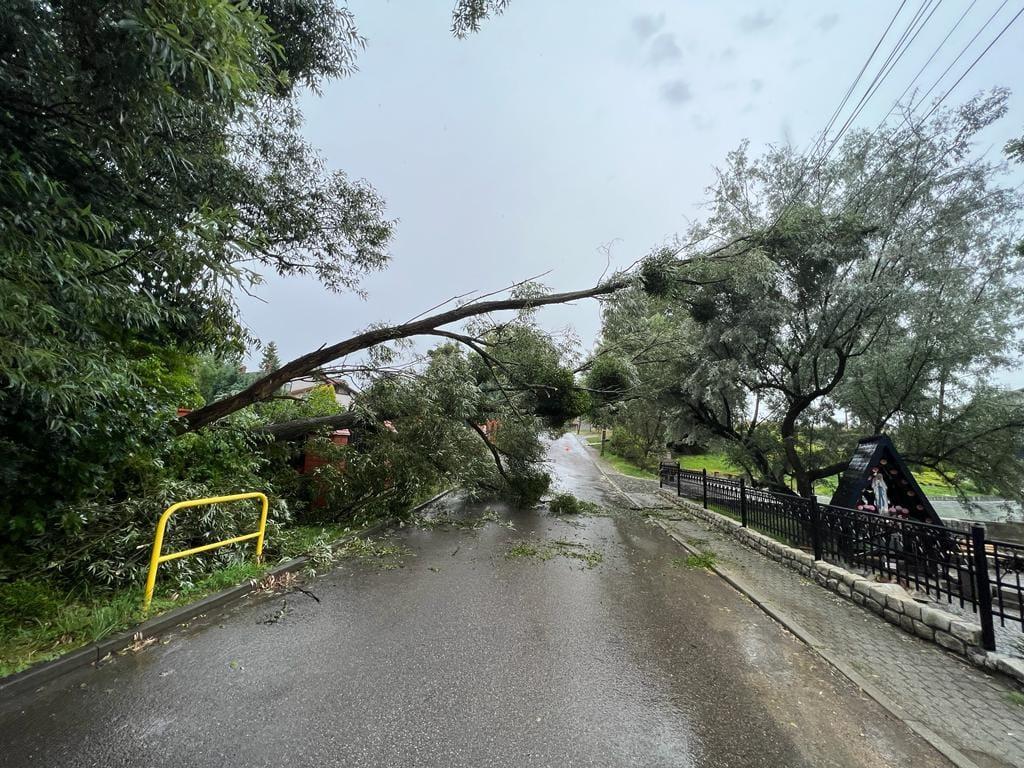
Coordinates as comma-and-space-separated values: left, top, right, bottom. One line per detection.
143, 492, 269, 611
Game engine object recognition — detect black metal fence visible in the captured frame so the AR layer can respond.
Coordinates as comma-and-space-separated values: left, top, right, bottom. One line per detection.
659, 463, 1024, 652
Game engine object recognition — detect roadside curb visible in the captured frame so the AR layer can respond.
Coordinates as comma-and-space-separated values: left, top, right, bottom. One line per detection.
0, 489, 454, 699
650, 517, 982, 768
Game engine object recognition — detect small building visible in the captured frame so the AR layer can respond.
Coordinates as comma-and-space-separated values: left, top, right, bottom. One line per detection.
285, 376, 357, 409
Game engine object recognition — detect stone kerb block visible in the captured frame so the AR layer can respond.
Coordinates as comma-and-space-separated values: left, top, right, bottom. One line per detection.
912, 620, 935, 641
934, 632, 966, 655
901, 600, 923, 621
919, 605, 952, 633
994, 655, 1024, 683
948, 620, 981, 646
884, 595, 905, 614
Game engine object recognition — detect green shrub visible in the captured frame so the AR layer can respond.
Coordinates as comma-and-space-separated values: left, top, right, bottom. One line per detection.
608, 427, 660, 470
548, 493, 602, 516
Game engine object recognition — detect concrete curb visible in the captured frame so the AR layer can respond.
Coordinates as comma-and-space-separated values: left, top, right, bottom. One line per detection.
0, 489, 454, 699
650, 518, 982, 768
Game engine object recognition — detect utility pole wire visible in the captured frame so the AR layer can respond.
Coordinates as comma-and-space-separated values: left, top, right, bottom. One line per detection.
919, 4, 1024, 124
909, 0, 1011, 115
875, 0, 980, 130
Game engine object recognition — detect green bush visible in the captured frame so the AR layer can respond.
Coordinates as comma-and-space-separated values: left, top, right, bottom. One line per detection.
506, 466, 551, 507
608, 428, 660, 470
547, 493, 601, 516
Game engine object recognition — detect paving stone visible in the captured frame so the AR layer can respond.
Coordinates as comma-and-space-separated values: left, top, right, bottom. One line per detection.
630, 478, 1024, 768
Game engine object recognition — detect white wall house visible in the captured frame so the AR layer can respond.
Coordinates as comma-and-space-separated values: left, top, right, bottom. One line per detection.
284, 376, 356, 409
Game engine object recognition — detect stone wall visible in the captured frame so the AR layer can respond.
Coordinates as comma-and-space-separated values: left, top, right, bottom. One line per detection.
659, 489, 1024, 685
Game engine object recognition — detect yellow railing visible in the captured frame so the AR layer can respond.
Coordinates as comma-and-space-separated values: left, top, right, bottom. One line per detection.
143, 492, 269, 611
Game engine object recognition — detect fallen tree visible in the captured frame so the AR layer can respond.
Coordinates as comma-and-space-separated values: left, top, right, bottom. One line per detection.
181, 278, 629, 431
254, 412, 361, 442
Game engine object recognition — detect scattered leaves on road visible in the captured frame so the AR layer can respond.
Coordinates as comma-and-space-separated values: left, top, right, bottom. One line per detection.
671, 552, 718, 570
505, 538, 603, 568
411, 507, 516, 531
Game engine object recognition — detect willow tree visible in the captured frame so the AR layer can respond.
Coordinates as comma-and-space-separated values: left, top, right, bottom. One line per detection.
597, 92, 1024, 500
0, 0, 567, 546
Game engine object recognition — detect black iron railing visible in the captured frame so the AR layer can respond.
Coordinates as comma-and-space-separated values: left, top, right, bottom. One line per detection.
659, 462, 1024, 651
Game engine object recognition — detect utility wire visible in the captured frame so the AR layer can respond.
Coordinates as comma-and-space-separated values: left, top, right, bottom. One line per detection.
848, 2, 1023, 213
818, 0, 942, 163
875, 0, 979, 129
909, 0, 1011, 114
769, 1, 933, 231
919, 4, 1024, 123
803, 0, 909, 162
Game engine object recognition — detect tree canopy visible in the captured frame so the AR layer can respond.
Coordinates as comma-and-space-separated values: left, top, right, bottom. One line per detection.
0, 0, 397, 536
595, 91, 1024, 500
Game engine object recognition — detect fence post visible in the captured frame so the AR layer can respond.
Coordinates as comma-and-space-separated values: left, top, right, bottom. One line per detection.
702, 468, 708, 509
740, 478, 747, 527
676, 464, 681, 497
659, 463, 664, 489
811, 498, 823, 561
970, 524, 997, 652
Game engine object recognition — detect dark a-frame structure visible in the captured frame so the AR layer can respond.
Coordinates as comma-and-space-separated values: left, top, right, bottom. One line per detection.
828, 435, 943, 526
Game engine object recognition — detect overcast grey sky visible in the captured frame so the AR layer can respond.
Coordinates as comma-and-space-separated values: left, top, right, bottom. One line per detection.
238, 1, 1024, 383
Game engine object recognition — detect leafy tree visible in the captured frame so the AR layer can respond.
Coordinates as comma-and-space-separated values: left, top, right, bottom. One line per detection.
598, 92, 1024, 500
451, 0, 512, 37
0, 0, 392, 539
194, 354, 254, 405
0, 0, 627, 582
259, 342, 282, 373
298, 317, 585, 521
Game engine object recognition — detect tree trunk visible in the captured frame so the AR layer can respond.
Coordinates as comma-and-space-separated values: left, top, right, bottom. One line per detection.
253, 412, 361, 442
781, 403, 814, 498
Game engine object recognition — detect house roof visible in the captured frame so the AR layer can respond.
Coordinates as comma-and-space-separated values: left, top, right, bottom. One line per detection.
285, 376, 357, 396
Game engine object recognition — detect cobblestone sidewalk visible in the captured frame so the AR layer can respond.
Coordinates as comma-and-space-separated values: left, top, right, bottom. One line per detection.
608, 471, 1024, 768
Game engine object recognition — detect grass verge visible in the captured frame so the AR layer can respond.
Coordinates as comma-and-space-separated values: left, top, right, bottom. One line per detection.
0, 522, 354, 678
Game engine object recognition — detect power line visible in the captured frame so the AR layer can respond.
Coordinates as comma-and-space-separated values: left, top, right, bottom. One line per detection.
845, 4, 1023, 221
770, 0, 936, 229
818, 0, 942, 163
909, 0, 1011, 115
919, 4, 1024, 123
804, 0, 909, 162
876, 0, 979, 128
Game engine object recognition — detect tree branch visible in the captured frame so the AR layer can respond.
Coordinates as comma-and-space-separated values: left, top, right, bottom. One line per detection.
181, 278, 630, 431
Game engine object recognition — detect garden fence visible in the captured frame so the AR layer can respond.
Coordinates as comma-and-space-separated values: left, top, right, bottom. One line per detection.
659, 463, 1024, 653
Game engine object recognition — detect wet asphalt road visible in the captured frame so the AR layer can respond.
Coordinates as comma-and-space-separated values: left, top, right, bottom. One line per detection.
0, 435, 949, 767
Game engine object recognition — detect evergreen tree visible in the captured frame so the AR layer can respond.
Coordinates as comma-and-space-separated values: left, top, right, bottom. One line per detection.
260, 342, 282, 374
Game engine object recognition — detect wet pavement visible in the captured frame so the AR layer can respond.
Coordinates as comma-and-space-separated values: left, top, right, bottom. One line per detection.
0, 435, 950, 767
